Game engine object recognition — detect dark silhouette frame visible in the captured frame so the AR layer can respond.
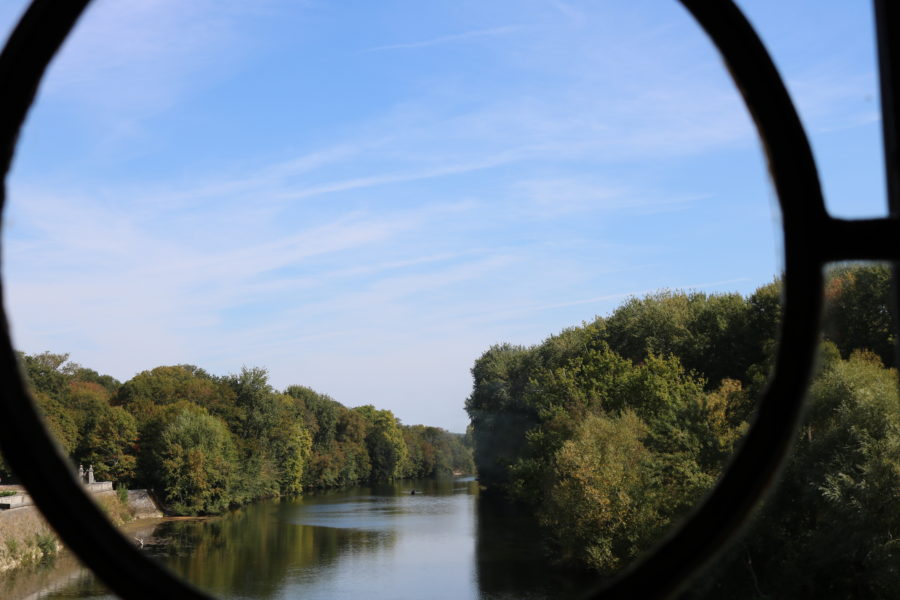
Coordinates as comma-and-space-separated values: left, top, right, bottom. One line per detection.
1, 1, 898, 598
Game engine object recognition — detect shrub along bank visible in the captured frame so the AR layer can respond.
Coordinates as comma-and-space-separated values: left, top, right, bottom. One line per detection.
2, 357, 473, 517
0, 489, 132, 574
466, 265, 900, 599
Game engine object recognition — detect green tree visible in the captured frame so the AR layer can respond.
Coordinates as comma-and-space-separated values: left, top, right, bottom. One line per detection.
286, 386, 340, 452
20, 351, 71, 399
115, 365, 231, 426
823, 264, 895, 366
465, 344, 538, 490
226, 367, 282, 499
269, 395, 313, 496
79, 405, 138, 483
355, 406, 408, 482
155, 408, 238, 515
542, 410, 658, 573
604, 291, 757, 388
700, 350, 900, 599
228, 367, 278, 440
31, 390, 79, 455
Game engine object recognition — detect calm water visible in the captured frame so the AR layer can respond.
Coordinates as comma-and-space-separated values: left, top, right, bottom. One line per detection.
16, 478, 593, 600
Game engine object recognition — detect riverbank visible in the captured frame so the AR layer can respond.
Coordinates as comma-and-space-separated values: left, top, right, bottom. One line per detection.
0, 487, 162, 575
0, 517, 168, 600
1, 477, 590, 600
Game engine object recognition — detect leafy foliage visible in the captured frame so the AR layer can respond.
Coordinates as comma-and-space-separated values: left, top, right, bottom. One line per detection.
698, 350, 900, 599
9, 351, 473, 516
155, 408, 238, 515
467, 265, 900, 598
79, 405, 138, 483
542, 410, 656, 573
823, 263, 895, 366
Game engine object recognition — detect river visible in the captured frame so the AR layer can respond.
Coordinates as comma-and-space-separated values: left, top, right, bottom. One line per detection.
4, 477, 595, 600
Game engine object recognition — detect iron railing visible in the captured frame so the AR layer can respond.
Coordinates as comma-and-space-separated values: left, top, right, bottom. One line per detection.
1, 1, 898, 598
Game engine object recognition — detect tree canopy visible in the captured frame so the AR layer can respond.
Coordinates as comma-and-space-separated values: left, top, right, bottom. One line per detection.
7, 353, 473, 516
466, 264, 900, 598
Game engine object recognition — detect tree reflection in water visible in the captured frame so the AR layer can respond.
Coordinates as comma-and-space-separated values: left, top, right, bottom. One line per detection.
474, 493, 592, 600
149, 498, 398, 597
29, 478, 590, 600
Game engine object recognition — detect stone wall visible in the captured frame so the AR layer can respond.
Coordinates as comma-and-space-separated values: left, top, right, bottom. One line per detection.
127, 490, 163, 519
0, 504, 59, 573
0, 488, 162, 574
0, 483, 110, 510
85, 482, 113, 493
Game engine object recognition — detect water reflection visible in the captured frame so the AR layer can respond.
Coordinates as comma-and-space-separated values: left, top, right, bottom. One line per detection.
23, 477, 589, 600
147, 503, 398, 598
475, 494, 592, 600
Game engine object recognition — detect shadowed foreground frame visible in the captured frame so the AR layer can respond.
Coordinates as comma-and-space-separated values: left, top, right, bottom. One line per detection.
1, 1, 899, 599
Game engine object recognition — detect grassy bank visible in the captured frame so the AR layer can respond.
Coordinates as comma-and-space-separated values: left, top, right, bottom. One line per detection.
0, 489, 135, 574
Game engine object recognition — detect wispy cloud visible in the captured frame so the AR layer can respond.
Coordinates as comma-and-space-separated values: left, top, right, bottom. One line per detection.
510, 178, 701, 219
430, 277, 753, 330
5, 0, 844, 431
366, 25, 521, 52
25, 0, 270, 156
273, 154, 520, 201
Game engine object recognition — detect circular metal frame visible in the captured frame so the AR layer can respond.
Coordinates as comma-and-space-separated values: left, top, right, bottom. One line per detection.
1, 1, 899, 599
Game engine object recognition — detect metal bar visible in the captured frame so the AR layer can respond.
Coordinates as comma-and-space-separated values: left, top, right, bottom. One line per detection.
873, 0, 900, 381
0, 2, 212, 599
0, 0, 90, 177
586, 0, 828, 596
820, 218, 900, 262
874, 0, 900, 215
2, 1, 899, 600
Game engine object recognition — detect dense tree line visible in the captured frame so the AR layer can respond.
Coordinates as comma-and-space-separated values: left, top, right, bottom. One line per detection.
466, 264, 900, 598
2, 358, 473, 516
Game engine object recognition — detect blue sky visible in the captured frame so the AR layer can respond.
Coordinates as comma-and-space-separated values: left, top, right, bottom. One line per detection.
0, 0, 886, 432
